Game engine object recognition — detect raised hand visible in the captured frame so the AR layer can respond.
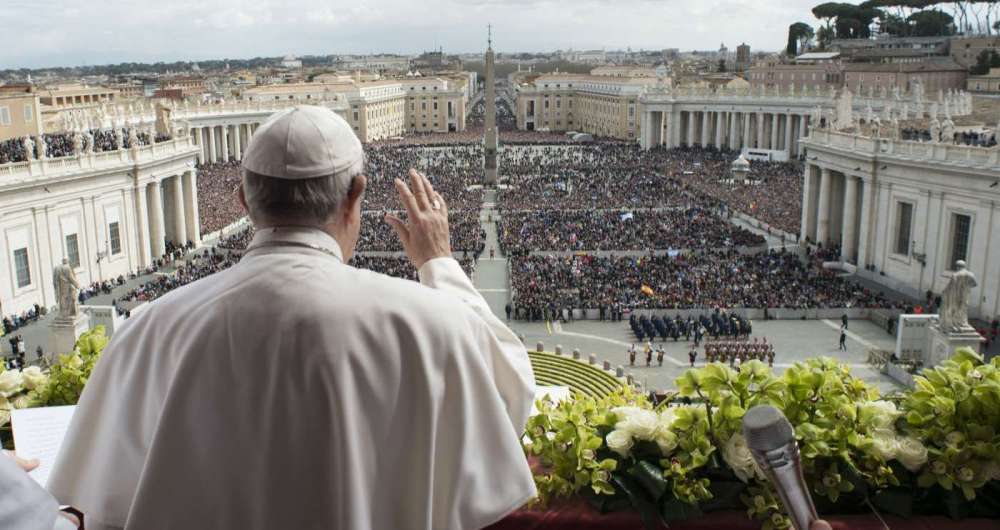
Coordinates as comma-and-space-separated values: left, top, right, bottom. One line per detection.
385, 168, 452, 270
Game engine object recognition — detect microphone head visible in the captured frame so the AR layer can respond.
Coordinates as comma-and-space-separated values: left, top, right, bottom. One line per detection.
743, 405, 795, 452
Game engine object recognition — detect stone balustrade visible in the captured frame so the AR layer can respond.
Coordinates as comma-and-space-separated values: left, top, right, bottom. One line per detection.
806, 128, 1000, 169
0, 135, 198, 184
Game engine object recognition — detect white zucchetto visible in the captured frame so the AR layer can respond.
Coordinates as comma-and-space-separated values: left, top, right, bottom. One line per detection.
242, 105, 364, 180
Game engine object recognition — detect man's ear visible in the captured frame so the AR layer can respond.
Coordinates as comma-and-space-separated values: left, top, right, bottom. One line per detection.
344, 174, 367, 219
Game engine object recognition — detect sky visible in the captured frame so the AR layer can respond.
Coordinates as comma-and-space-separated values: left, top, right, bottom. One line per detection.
0, 0, 827, 69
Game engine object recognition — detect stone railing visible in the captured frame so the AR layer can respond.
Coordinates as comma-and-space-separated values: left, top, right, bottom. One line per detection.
641, 85, 969, 115
0, 135, 197, 184
805, 128, 1000, 168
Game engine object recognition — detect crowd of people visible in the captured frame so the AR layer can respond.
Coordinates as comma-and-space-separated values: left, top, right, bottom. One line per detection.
117, 249, 241, 307
359, 211, 484, 253
510, 248, 899, 318
493, 144, 802, 237
351, 255, 476, 281
196, 161, 244, 236
901, 127, 998, 147
497, 207, 764, 255
0, 128, 169, 164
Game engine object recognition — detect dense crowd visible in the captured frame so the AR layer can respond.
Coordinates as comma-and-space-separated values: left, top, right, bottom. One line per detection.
359, 211, 484, 253
0, 128, 168, 164
196, 161, 244, 236
497, 207, 764, 255
510, 248, 898, 318
493, 145, 802, 236
118, 249, 240, 306
364, 145, 484, 211
351, 255, 476, 281
901, 127, 998, 147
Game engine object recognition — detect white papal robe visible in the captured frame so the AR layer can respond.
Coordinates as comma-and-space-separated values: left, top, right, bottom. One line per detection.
47, 227, 537, 530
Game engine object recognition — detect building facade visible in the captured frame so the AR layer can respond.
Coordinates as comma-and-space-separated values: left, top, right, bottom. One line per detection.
0, 85, 43, 142
800, 129, 1000, 321
515, 74, 651, 140
0, 137, 201, 315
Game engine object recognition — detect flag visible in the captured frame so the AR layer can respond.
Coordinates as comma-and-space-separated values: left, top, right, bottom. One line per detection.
620, 211, 634, 221
641, 285, 654, 296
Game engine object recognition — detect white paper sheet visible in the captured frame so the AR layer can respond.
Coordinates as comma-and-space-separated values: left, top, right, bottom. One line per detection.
10, 405, 77, 487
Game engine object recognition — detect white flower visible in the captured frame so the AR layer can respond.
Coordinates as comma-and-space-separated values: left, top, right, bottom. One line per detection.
859, 400, 901, 431
11, 394, 30, 409
21, 366, 46, 390
612, 407, 659, 441
581, 449, 595, 460
894, 436, 928, 472
654, 408, 679, 454
722, 433, 761, 482
869, 435, 899, 461
606, 429, 634, 457
0, 370, 24, 398
945, 431, 965, 446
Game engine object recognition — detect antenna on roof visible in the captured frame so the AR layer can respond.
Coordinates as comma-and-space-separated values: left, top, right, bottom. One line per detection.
488, 24, 492, 49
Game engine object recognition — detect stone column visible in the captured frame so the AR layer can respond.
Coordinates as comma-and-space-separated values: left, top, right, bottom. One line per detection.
221, 126, 230, 162
171, 175, 188, 246
801, 164, 815, 239
770, 113, 779, 150
817, 167, 832, 245
714, 111, 724, 148
784, 113, 794, 158
640, 111, 651, 149
753, 112, 764, 149
729, 112, 738, 149
742, 113, 751, 150
686, 111, 695, 147
208, 126, 217, 163
134, 183, 152, 267
183, 170, 201, 245
233, 124, 242, 161
147, 180, 167, 259
701, 111, 710, 146
192, 127, 203, 165
841, 175, 859, 263
857, 177, 873, 267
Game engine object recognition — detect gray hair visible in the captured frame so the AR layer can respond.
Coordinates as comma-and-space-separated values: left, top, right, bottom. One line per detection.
242, 168, 360, 225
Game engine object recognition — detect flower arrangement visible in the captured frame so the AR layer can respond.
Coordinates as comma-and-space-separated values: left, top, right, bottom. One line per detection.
0, 326, 108, 449
525, 348, 1000, 529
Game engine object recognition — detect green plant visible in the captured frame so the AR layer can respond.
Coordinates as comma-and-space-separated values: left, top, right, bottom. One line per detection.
524, 351, 999, 529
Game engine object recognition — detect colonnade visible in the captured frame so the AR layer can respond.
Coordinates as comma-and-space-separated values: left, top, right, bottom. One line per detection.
640, 108, 813, 159
189, 122, 261, 165
133, 170, 201, 267
800, 164, 872, 265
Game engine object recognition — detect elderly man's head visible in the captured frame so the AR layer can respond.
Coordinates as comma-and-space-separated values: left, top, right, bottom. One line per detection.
238, 106, 367, 259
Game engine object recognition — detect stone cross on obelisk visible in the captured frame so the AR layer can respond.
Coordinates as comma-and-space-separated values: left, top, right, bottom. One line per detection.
484, 24, 499, 185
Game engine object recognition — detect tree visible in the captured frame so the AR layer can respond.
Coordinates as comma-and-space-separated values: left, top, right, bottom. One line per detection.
970, 49, 1000, 75
717, 59, 727, 73
908, 9, 955, 36
787, 22, 815, 56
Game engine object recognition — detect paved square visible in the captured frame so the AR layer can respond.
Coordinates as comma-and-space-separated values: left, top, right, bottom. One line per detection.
506, 317, 903, 393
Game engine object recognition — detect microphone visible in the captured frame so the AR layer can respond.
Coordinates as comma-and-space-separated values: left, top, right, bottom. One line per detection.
742, 405, 818, 530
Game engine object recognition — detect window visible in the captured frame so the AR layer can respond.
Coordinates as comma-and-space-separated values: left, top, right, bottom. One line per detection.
894, 202, 913, 256
109, 222, 122, 255
0, 106, 10, 126
433, 102, 438, 110
13, 248, 30, 288
950, 214, 971, 268
23, 104, 33, 122
65, 234, 80, 268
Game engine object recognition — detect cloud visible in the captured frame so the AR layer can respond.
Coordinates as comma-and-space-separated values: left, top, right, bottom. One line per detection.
0, 0, 824, 69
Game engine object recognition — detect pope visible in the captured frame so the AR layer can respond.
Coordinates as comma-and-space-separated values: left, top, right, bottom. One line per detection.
47, 106, 537, 530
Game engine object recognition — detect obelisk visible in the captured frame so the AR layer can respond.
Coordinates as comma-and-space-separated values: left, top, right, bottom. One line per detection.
484, 25, 499, 185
